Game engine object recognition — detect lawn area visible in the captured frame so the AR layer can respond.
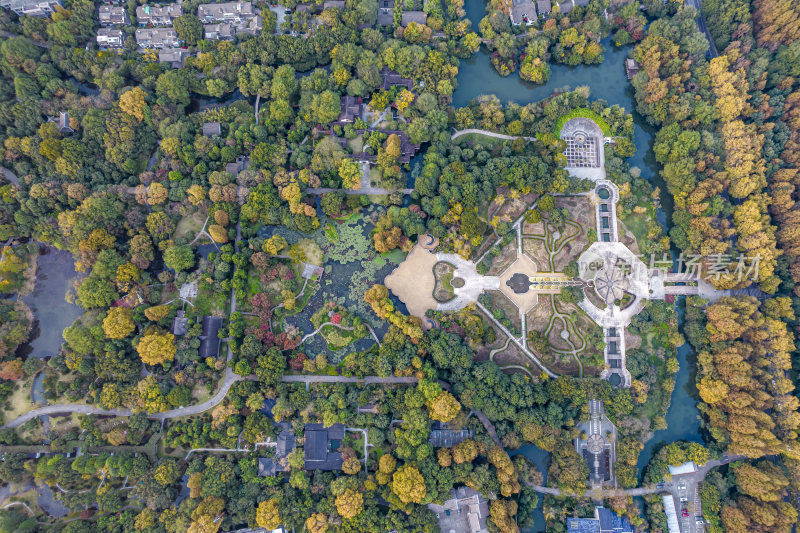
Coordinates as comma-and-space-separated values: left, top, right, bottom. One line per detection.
554, 108, 612, 136
2, 376, 34, 423
453, 133, 504, 149
347, 135, 364, 153
191, 382, 212, 404
192, 284, 229, 317
320, 324, 365, 350
622, 214, 649, 247
368, 166, 381, 187
174, 209, 208, 243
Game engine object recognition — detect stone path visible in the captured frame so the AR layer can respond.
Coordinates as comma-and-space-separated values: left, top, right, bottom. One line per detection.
451, 129, 536, 142
305, 186, 414, 195
0, 166, 20, 187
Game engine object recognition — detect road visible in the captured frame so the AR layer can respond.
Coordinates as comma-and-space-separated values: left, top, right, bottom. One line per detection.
0, 30, 48, 48
0, 167, 20, 187
305, 186, 414, 195
1, 374, 417, 429
451, 129, 537, 142
685, 0, 719, 58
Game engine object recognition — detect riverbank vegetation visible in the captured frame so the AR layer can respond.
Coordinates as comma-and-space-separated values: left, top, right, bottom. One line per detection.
632, 2, 800, 530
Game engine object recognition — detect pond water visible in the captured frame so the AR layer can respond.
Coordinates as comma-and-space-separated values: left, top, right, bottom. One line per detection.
454, 0, 703, 522
259, 212, 408, 361
19, 248, 82, 359
509, 444, 550, 533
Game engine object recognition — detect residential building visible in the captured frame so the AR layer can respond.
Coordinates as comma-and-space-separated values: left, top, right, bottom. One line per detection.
198, 1, 262, 37
170, 310, 189, 336
135, 27, 181, 48
136, 3, 181, 26
338, 95, 362, 123
567, 507, 634, 533
1, 0, 61, 17
510, 0, 536, 25
536, 0, 551, 16
202, 122, 222, 137
98, 5, 129, 26
47, 112, 74, 134
377, 0, 393, 26
198, 315, 222, 359
303, 423, 344, 471
379, 66, 413, 91
322, 0, 344, 8
198, 1, 253, 23
401, 10, 426, 26
204, 22, 233, 39
225, 155, 249, 177
428, 487, 489, 533
97, 28, 125, 48
258, 424, 296, 477
624, 58, 639, 80
159, 48, 190, 68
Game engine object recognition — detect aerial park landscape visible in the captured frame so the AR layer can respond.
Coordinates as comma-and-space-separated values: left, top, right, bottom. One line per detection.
0, 0, 798, 532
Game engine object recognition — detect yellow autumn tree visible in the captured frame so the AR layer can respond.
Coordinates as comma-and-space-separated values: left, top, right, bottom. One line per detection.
136, 330, 176, 366
256, 498, 281, 529
119, 87, 146, 122
144, 304, 171, 322
305, 513, 328, 533
103, 307, 136, 339
187, 184, 207, 205
391, 464, 426, 504
335, 488, 363, 519
209, 224, 228, 243
427, 391, 461, 422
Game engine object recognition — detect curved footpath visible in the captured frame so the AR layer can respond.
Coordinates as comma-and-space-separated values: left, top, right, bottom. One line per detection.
1, 375, 419, 429
451, 129, 537, 142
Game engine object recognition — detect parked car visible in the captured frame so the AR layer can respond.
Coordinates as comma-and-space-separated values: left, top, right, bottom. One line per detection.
696, 517, 705, 525
680, 497, 688, 503
681, 509, 690, 518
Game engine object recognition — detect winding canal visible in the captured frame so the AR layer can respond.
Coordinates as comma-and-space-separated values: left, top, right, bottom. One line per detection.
455, 0, 704, 528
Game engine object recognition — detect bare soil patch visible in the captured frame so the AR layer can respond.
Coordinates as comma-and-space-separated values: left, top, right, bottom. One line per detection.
384, 244, 437, 318
523, 238, 549, 271
626, 330, 642, 352
487, 241, 518, 276
527, 297, 553, 333
522, 219, 546, 236
488, 290, 521, 331
617, 219, 641, 256
547, 319, 572, 351
555, 196, 595, 229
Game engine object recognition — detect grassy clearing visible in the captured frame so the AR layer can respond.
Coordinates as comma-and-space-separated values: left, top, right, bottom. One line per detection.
192, 285, 229, 317
192, 382, 212, 404
622, 214, 649, 247
2, 376, 34, 423
347, 135, 364, 153
554, 108, 612, 136
297, 238, 324, 266
174, 209, 207, 243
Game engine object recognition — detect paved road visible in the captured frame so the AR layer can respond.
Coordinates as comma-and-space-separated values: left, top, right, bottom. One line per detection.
281, 375, 418, 385
0, 167, 20, 187
306, 186, 414, 195
451, 129, 537, 142
0, 30, 48, 48
1, 374, 415, 428
685, 0, 719, 58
